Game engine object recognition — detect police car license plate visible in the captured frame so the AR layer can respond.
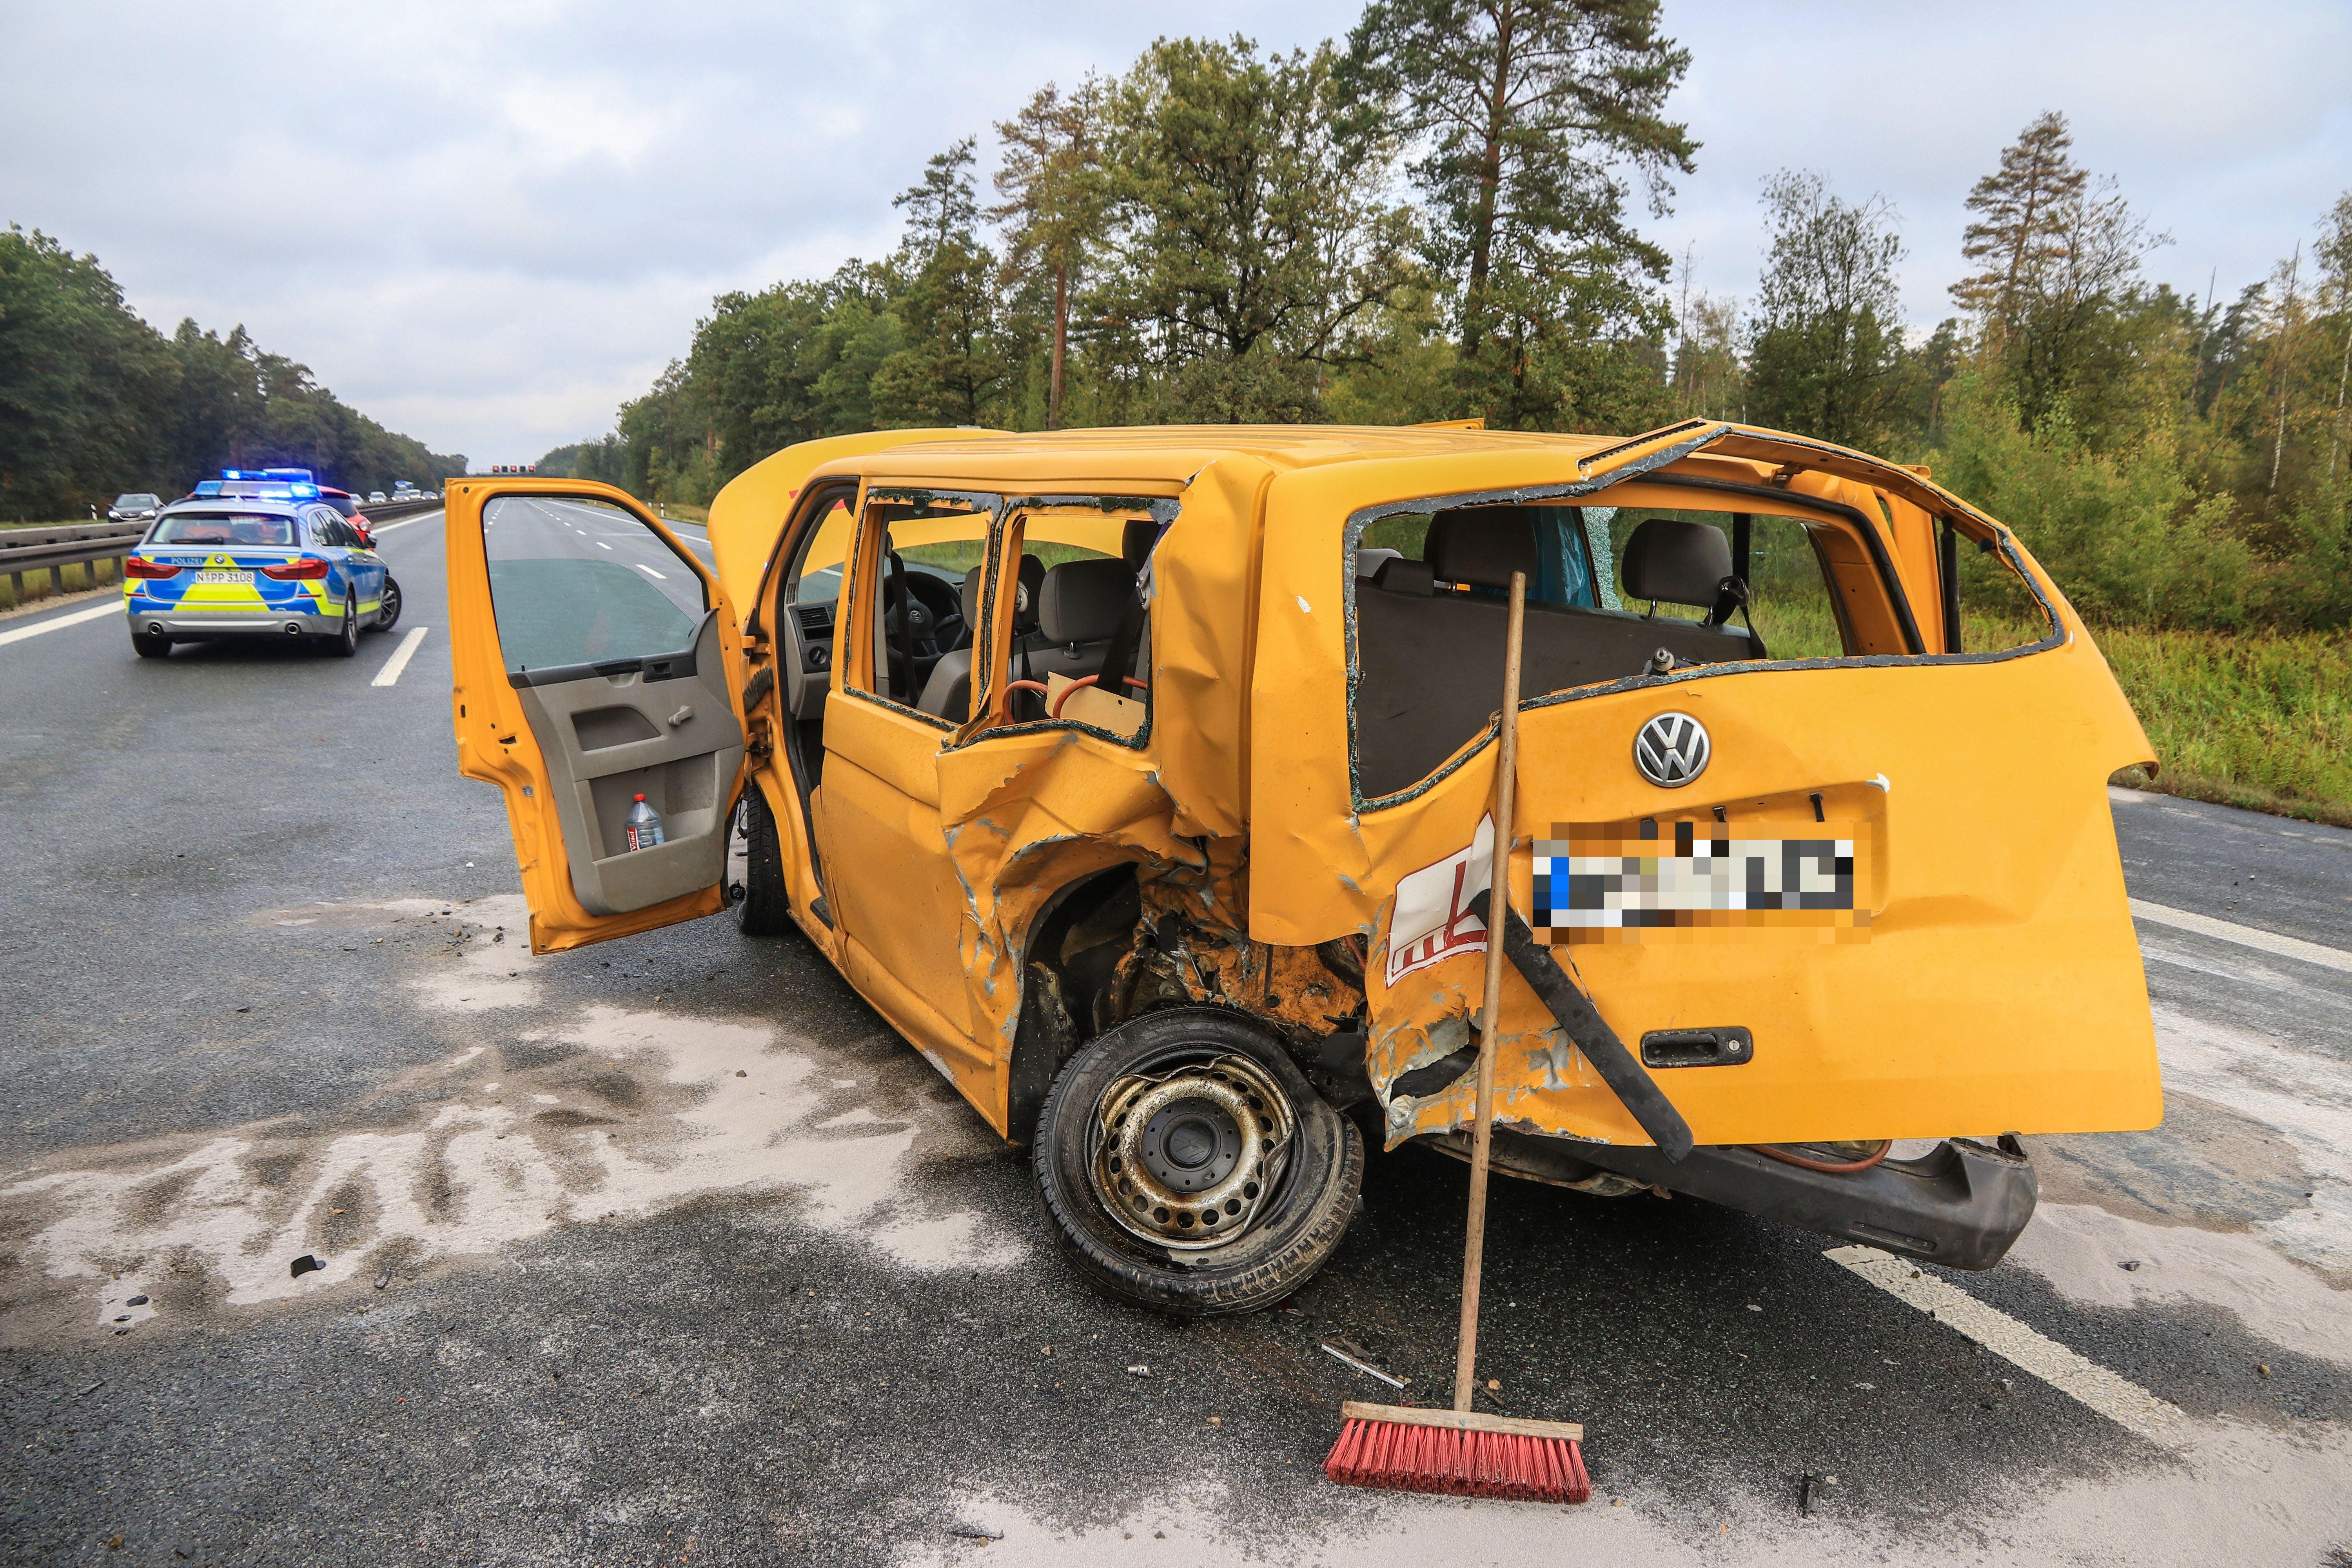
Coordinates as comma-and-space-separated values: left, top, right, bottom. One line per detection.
191, 570, 253, 585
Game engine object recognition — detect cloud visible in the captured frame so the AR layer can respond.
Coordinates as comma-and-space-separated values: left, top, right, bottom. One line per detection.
4, 0, 2345, 460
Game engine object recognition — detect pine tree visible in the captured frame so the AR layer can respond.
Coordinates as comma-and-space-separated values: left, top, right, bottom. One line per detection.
991, 81, 1107, 429
1339, 0, 1695, 421
1951, 112, 2086, 339
876, 142, 1008, 427
1950, 112, 2167, 432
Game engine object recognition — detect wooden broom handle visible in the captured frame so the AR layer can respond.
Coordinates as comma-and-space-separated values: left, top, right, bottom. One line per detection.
1454, 569, 1526, 1414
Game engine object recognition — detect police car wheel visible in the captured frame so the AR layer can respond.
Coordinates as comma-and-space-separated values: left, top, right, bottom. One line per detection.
1033, 1007, 1363, 1319
727, 789, 793, 936
131, 631, 171, 659
322, 592, 359, 657
374, 576, 403, 632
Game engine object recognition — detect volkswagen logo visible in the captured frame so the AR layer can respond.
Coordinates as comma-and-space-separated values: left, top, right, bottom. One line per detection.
1634, 712, 1710, 788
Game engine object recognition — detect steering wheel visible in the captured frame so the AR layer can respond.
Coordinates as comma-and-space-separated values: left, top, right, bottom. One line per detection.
883, 579, 941, 659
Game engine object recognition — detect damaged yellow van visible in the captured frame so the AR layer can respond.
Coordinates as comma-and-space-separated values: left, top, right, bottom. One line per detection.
444, 420, 2163, 1316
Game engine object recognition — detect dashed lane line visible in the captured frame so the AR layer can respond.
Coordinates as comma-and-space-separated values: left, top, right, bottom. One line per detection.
2131, 898, 2352, 975
1826, 1245, 2189, 1446
371, 626, 430, 688
0, 600, 123, 647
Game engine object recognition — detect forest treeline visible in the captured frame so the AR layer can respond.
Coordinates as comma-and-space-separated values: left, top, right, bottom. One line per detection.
546, 3, 2351, 634
0, 226, 466, 518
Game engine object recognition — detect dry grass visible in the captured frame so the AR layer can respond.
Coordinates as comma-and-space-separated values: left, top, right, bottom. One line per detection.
0, 557, 116, 611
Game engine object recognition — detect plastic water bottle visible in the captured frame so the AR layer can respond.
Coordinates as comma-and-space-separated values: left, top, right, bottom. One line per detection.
624, 794, 665, 852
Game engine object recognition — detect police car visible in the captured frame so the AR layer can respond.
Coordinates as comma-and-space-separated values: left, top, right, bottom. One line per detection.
122, 471, 403, 659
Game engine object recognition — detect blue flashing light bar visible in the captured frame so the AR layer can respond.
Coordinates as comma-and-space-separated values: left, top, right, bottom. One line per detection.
194, 481, 224, 496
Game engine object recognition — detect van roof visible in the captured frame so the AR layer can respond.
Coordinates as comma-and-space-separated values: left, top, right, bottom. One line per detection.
825, 424, 1619, 485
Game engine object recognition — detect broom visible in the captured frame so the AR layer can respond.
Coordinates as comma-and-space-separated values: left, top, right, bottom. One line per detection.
1324, 569, 1592, 1505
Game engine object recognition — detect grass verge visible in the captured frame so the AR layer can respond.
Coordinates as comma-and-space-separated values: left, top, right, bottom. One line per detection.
1705, 597, 2347, 825
0, 557, 116, 612
2090, 626, 2352, 828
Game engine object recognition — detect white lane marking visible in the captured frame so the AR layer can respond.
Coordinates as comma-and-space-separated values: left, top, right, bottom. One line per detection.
1826, 1245, 2189, 1445
597, 540, 612, 550
370, 626, 430, 688
0, 599, 124, 647
2131, 898, 2352, 975
368, 513, 441, 535
635, 563, 668, 580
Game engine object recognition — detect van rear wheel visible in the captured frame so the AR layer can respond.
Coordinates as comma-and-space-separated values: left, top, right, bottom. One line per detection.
1033, 1007, 1361, 1318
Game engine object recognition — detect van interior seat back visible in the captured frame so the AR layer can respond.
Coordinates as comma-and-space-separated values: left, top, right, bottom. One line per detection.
918, 554, 1137, 722
1622, 517, 1734, 609
1426, 505, 1539, 590
1352, 507, 1759, 799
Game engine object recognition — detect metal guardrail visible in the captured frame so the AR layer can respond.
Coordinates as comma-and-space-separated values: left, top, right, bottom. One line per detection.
0, 496, 444, 601
0, 523, 145, 599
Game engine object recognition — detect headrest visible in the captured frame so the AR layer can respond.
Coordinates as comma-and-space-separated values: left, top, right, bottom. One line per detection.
1015, 553, 1045, 631
1371, 556, 1433, 595
1122, 519, 1161, 572
960, 564, 985, 627
1355, 547, 1401, 581
1038, 557, 1133, 645
1620, 519, 1733, 609
1426, 505, 1536, 590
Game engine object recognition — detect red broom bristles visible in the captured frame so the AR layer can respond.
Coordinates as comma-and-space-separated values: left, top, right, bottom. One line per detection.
1323, 1416, 1591, 1504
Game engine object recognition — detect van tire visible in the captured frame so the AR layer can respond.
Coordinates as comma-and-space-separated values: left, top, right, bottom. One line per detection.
728, 787, 792, 936
1033, 1007, 1362, 1318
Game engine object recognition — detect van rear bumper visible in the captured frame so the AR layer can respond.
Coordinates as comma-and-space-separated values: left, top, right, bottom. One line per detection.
1460, 1128, 2038, 1271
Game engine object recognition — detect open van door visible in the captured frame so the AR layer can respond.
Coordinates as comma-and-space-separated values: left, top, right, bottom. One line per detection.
446, 478, 749, 954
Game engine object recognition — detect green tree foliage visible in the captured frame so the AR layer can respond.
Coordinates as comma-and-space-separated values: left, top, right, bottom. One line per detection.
536, 16, 2344, 633
1950, 112, 2169, 439
1340, 0, 1694, 426
0, 226, 463, 519
1089, 36, 1419, 423
873, 140, 1010, 427
1743, 171, 1907, 447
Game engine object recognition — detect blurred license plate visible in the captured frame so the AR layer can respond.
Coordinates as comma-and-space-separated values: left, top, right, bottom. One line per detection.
1534, 824, 1867, 941
192, 570, 253, 585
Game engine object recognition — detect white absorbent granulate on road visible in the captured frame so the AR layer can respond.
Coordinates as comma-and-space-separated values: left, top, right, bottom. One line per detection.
1825, 1245, 2189, 1445
0, 894, 1025, 1327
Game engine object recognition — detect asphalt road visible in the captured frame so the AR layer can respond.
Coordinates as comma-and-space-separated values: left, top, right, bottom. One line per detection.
2, 516, 2346, 1567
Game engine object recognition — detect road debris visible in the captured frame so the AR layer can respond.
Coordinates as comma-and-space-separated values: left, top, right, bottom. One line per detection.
1318, 1341, 1405, 1389
289, 1254, 323, 1279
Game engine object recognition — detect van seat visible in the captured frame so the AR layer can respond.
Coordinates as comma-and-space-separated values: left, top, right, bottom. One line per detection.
1356, 570, 1753, 799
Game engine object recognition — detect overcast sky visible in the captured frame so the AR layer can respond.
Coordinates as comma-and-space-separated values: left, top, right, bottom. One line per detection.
4, 0, 2346, 465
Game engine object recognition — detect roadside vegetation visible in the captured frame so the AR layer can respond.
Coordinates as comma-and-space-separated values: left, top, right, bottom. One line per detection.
5, 3, 2341, 818
0, 227, 465, 518
0, 549, 114, 613
529, 7, 2346, 817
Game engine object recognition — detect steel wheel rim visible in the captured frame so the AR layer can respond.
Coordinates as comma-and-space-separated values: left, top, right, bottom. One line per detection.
1088, 1047, 1297, 1252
